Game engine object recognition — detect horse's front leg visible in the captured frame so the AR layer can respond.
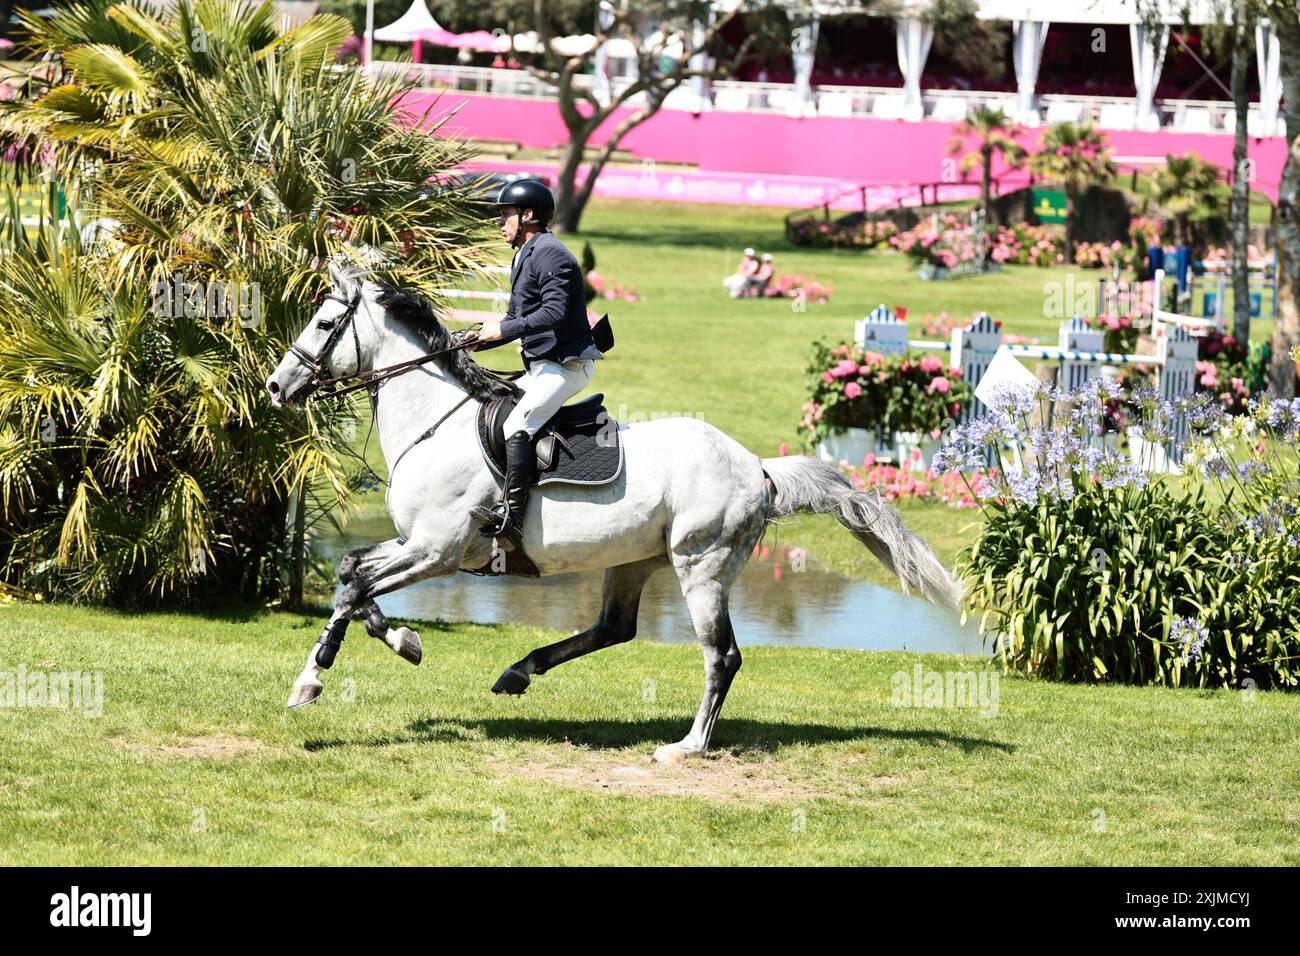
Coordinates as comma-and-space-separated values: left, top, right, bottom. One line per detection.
287, 536, 448, 708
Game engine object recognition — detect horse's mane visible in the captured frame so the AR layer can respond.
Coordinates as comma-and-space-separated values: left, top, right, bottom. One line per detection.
373, 283, 515, 403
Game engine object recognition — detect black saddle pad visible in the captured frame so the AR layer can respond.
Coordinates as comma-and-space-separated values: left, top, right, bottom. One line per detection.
477, 392, 623, 487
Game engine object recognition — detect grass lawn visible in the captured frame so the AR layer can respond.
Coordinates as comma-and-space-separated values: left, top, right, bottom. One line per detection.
3, 602, 1297, 866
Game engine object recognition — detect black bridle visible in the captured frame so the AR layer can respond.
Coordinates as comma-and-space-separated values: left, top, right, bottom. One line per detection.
287, 287, 366, 399
286, 285, 495, 402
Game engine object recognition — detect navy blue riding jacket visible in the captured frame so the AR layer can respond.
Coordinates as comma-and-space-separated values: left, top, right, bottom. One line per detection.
480, 231, 602, 368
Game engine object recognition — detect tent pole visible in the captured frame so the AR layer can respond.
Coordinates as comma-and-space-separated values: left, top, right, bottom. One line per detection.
364, 0, 375, 69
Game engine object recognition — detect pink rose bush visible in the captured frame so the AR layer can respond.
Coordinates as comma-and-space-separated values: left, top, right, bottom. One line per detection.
799, 338, 973, 448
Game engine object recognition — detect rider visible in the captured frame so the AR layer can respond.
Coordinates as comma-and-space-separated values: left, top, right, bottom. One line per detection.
472, 179, 602, 551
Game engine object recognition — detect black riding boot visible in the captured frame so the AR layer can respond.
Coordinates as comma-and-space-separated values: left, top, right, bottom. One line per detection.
475, 430, 534, 551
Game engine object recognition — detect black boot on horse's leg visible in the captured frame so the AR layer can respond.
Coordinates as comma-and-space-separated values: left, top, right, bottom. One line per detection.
473, 430, 534, 551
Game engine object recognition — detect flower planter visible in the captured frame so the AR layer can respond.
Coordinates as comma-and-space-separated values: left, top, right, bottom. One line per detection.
916, 264, 950, 282
817, 427, 886, 467
893, 430, 941, 472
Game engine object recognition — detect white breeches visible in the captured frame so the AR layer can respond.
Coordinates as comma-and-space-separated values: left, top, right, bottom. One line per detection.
502, 358, 596, 438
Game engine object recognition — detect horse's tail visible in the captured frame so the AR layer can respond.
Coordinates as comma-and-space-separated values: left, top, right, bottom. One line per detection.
761, 456, 966, 614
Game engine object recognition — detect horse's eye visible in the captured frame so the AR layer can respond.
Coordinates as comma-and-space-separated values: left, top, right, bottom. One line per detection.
318, 320, 334, 331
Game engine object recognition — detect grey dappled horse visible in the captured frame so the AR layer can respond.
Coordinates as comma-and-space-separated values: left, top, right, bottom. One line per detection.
266, 264, 964, 762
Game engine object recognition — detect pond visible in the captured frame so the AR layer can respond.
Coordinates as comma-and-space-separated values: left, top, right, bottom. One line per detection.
314, 518, 987, 657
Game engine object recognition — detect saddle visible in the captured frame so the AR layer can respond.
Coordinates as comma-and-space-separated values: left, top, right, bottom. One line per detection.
477, 392, 623, 487
465, 392, 623, 580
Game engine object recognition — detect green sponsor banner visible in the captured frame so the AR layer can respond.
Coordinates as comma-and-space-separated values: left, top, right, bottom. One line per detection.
1031, 188, 1068, 224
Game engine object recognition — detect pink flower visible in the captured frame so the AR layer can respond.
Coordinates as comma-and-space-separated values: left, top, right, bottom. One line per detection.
927, 376, 951, 395
822, 372, 835, 384
778, 442, 789, 456
844, 382, 862, 399
920, 355, 942, 373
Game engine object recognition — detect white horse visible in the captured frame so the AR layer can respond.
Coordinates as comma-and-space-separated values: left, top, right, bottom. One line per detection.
266, 263, 965, 763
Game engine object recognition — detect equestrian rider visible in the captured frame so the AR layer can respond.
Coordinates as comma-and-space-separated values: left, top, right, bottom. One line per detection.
472, 180, 602, 551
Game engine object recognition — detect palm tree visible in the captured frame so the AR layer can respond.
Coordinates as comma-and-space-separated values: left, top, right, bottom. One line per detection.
947, 106, 1026, 217
1153, 153, 1227, 248
1028, 122, 1117, 263
0, 0, 493, 605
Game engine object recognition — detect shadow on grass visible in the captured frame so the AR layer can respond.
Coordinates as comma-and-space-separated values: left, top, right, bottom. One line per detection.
304, 716, 1014, 756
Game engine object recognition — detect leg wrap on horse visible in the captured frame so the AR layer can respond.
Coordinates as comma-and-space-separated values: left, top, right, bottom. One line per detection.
314, 615, 350, 669
358, 600, 389, 639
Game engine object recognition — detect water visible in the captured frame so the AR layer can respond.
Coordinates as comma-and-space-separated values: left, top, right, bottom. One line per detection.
314, 518, 986, 656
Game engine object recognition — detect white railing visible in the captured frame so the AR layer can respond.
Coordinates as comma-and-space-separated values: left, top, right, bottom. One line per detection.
370, 61, 1261, 134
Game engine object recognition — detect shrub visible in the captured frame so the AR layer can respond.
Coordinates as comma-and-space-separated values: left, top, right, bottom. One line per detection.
798, 340, 971, 448
938, 379, 1300, 689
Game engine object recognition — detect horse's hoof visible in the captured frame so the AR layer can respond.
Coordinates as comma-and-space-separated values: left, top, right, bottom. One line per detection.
652, 743, 698, 765
287, 683, 322, 708
492, 668, 531, 695
392, 626, 422, 666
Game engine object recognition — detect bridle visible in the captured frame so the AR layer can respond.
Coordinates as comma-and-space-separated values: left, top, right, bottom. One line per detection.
280, 277, 522, 495
287, 287, 366, 399
285, 283, 495, 402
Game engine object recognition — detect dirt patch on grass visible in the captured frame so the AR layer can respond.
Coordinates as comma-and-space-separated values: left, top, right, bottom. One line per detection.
110, 733, 277, 760
491, 748, 900, 803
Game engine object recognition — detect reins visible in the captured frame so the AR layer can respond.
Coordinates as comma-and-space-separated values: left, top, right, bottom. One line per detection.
310, 323, 491, 400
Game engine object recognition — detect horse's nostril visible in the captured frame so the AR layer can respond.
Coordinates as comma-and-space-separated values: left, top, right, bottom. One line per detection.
267, 380, 280, 393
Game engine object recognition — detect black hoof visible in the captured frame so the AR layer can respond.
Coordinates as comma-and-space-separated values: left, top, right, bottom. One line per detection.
492, 668, 531, 695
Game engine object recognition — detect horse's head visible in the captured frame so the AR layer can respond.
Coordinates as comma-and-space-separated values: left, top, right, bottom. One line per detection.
266, 261, 371, 409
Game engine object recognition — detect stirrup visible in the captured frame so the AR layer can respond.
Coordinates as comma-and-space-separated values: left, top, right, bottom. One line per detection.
471, 503, 506, 533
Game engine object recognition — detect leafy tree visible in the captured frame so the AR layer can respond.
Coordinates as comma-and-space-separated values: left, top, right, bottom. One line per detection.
0, 0, 491, 605
1028, 122, 1117, 264
1152, 152, 1227, 247
946, 105, 1025, 217
1257, 0, 1300, 397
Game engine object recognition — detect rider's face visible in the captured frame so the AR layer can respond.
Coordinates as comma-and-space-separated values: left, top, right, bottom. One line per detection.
498, 205, 521, 244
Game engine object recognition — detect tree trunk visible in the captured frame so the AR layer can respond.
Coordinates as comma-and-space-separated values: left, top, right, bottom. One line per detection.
1064, 189, 1077, 263
980, 146, 992, 216
1270, 13, 1300, 398
288, 481, 306, 609
1230, 3, 1252, 342
551, 136, 590, 234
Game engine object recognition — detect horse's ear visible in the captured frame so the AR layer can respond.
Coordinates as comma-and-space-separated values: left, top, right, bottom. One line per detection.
327, 259, 348, 293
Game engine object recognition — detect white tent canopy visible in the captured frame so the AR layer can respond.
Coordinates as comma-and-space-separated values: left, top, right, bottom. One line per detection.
1256, 20, 1283, 136
374, 0, 441, 43
1013, 20, 1050, 125
710, 0, 1231, 25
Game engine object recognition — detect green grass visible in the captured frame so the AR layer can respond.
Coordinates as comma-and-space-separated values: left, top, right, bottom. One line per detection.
2, 602, 1297, 865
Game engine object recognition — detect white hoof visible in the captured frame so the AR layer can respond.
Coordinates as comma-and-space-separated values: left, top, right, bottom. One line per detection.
287, 681, 322, 708
653, 743, 701, 765
389, 626, 422, 666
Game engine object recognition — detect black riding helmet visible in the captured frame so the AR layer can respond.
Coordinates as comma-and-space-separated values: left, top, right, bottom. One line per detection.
493, 179, 554, 227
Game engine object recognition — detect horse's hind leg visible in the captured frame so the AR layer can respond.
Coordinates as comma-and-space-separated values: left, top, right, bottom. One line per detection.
492, 557, 664, 695
653, 550, 746, 765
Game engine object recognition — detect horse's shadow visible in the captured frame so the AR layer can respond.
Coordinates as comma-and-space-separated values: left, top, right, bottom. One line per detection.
303, 716, 1014, 757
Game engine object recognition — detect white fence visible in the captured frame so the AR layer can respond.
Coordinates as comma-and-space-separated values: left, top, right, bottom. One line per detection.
853, 305, 1199, 471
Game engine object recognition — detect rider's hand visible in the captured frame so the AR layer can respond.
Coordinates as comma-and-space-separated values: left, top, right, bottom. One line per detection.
474, 318, 503, 348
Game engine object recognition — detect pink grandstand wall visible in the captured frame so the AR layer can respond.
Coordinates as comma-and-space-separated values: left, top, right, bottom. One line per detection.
401, 91, 1287, 204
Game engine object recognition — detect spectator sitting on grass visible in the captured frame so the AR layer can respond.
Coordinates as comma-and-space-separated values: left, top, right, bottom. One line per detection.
722, 247, 759, 298
747, 253, 775, 297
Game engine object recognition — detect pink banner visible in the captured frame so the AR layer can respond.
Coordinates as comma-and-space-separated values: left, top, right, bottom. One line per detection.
464, 159, 999, 210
